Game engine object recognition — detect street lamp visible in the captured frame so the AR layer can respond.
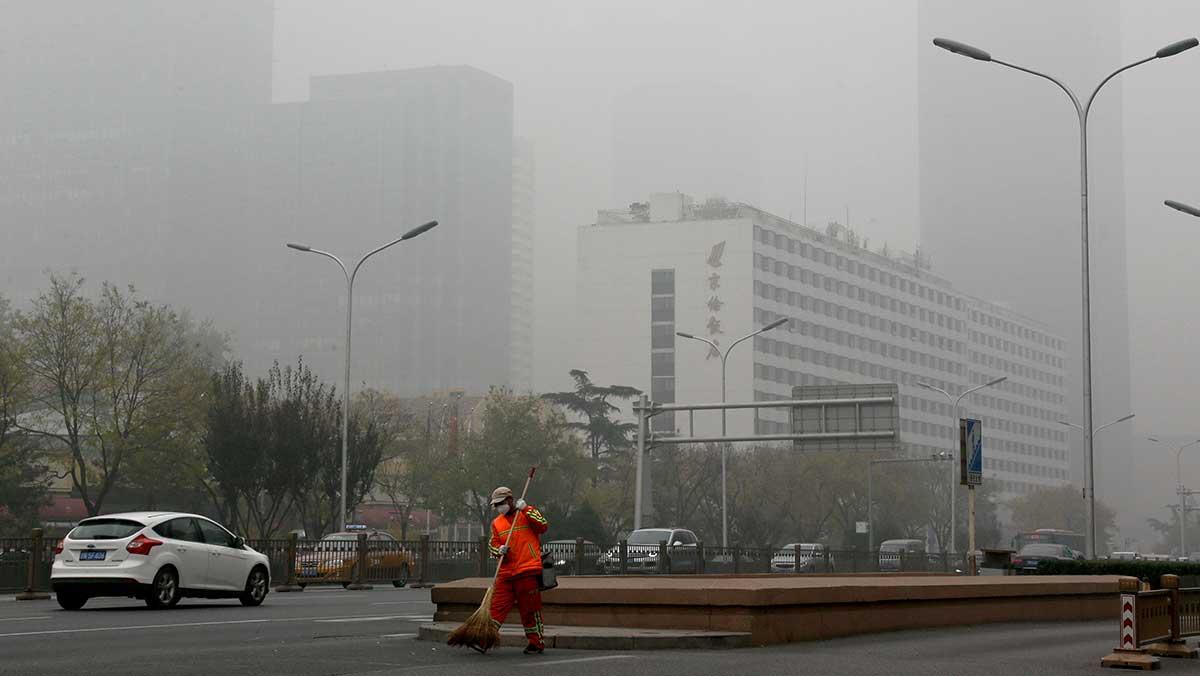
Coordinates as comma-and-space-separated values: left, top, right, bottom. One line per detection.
1058, 414, 1135, 555
1165, 200, 1200, 218
677, 316, 788, 548
1057, 413, 1135, 437
286, 219, 438, 531
916, 376, 1007, 558
866, 453, 953, 552
933, 34, 1198, 559
1161, 438, 1200, 557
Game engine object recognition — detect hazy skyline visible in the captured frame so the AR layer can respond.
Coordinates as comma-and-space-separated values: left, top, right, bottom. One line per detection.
5, 1, 1200, 551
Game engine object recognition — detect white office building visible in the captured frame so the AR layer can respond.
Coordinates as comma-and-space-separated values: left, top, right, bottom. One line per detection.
577, 193, 1070, 503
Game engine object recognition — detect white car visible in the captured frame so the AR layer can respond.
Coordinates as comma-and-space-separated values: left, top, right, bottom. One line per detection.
51, 512, 270, 610
771, 543, 833, 573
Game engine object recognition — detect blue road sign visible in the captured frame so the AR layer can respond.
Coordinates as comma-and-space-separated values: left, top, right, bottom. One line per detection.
960, 418, 982, 486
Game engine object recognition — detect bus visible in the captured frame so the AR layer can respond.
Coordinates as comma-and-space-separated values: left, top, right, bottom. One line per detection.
1013, 529, 1085, 553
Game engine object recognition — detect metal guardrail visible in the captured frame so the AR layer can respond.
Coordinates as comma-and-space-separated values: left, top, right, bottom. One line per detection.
1102, 574, 1200, 668
8, 524, 975, 599
2, 533, 52, 596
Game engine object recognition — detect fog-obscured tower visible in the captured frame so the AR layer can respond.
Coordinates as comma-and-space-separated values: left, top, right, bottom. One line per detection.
510, 137, 536, 392
0, 1, 274, 303
165, 66, 516, 396
918, 1, 1133, 539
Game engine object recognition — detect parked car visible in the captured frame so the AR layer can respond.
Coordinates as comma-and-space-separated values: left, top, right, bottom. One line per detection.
1011, 543, 1084, 574
51, 512, 270, 610
596, 528, 699, 574
770, 543, 833, 573
1110, 551, 1140, 561
543, 539, 596, 569
878, 539, 927, 572
295, 526, 414, 588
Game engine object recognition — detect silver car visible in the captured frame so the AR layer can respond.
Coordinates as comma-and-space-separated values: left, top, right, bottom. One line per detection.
597, 528, 699, 574
770, 543, 833, 573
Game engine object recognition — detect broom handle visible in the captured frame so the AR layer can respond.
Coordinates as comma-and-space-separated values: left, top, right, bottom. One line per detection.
490, 466, 537, 583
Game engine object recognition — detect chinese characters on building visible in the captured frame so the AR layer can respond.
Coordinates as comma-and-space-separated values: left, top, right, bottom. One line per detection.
705, 241, 726, 359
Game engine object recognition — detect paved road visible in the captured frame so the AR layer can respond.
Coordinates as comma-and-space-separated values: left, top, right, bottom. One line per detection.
0, 587, 1184, 675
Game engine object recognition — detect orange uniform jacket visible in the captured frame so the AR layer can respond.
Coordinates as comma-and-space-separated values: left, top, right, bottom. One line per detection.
490, 505, 549, 578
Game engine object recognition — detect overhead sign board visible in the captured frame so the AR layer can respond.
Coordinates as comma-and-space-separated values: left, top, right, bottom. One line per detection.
789, 383, 898, 452
960, 418, 982, 486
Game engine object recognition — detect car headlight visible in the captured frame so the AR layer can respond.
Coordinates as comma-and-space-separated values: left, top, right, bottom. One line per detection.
648, 551, 657, 558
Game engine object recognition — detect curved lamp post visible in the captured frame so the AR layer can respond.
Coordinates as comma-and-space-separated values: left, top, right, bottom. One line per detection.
917, 376, 1007, 558
287, 219, 438, 530
677, 317, 788, 548
933, 35, 1198, 558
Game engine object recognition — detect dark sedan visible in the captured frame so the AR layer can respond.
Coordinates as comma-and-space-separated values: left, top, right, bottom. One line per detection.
1011, 543, 1084, 574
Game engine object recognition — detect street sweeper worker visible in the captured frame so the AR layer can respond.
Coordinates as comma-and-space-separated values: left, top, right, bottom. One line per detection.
488, 484, 550, 654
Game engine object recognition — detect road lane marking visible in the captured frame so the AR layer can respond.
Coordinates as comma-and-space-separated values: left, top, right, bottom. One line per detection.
0, 611, 438, 639
0, 616, 50, 623
316, 614, 432, 623
356, 654, 635, 675
0, 618, 269, 638
381, 633, 416, 638
315, 615, 408, 623
527, 655, 635, 667
370, 601, 431, 606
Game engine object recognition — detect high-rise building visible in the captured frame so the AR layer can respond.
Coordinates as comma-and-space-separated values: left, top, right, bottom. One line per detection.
0, 1, 274, 303
162, 66, 517, 396
510, 137, 536, 392
917, 1, 1132, 509
578, 193, 1070, 507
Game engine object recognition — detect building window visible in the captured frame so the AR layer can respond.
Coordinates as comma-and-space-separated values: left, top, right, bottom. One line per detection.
651, 324, 674, 349
651, 269, 674, 295
651, 296, 674, 323
650, 269, 676, 432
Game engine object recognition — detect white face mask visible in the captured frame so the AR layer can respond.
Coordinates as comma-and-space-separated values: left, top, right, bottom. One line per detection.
495, 503, 510, 515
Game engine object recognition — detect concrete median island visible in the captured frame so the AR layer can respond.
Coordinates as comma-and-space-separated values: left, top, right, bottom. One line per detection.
425, 573, 1129, 647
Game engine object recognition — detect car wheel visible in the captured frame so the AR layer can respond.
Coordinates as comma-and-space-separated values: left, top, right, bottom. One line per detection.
145, 567, 181, 609
239, 566, 269, 607
392, 564, 410, 588
56, 591, 88, 611
296, 582, 307, 590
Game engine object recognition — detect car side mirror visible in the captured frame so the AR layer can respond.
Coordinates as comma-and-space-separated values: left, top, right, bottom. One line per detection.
233, 535, 245, 549
673, 541, 683, 547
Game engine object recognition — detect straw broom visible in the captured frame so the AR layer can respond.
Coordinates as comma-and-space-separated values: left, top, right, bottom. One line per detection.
447, 466, 537, 653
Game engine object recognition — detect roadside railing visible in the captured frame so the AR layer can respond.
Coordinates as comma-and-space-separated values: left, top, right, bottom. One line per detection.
3, 532, 53, 597
243, 538, 971, 587
1101, 574, 1200, 668
8, 524, 979, 599
247, 535, 420, 589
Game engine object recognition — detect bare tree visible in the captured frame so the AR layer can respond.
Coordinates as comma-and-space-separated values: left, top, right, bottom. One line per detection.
16, 275, 105, 515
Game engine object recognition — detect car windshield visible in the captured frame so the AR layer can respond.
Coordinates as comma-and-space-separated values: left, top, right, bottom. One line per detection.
69, 518, 144, 540
627, 530, 672, 545
1019, 544, 1066, 557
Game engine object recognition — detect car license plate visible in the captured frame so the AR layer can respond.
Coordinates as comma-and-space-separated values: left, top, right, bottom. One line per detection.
80, 550, 106, 561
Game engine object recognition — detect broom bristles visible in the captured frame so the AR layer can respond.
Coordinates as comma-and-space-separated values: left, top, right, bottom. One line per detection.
446, 585, 501, 652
